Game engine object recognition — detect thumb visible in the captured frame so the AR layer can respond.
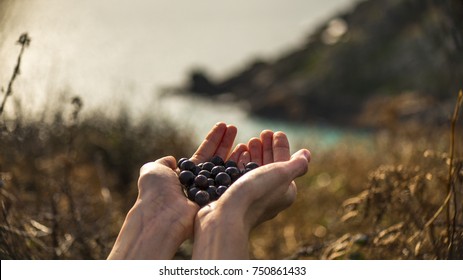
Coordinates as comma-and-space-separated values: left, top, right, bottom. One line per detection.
249, 149, 310, 187
139, 156, 177, 177
286, 149, 311, 179
154, 156, 178, 171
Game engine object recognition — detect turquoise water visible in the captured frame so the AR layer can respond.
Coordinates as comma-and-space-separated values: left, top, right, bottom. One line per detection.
156, 93, 370, 151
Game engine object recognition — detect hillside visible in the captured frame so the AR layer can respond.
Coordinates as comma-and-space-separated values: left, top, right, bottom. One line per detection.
185, 0, 463, 126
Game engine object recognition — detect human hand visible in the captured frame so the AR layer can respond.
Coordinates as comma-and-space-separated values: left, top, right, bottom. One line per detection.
108, 122, 238, 259
192, 131, 311, 259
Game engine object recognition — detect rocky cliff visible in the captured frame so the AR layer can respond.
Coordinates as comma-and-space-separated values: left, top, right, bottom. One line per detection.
185, 0, 463, 127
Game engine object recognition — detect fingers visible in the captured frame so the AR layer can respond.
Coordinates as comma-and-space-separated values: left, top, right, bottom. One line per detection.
214, 125, 238, 160
272, 131, 290, 162
256, 149, 309, 186
252, 149, 310, 188
245, 130, 289, 165
191, 122, 236, 163
247, 137, 263, 166
238, 151, 250, 169
191, 122, 227, 163
231, 149, 310, 223
228, 143, 248, 163
260, 130, 274, 165
191, 124, 297, 170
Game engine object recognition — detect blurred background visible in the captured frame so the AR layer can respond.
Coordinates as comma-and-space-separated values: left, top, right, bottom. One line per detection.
0, 0, 360, 145
1, 0, 462, 259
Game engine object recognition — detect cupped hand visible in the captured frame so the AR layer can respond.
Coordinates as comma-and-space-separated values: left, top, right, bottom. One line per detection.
108, 122, 238, 259
137, 122, 238, 237
240, 130, 311, 227
200, 130, 310, 229
192, 130, 311, 259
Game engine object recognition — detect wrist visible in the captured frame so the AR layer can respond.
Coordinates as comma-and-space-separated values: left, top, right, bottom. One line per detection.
192, 203, 250, 259
108, 201, 190, 259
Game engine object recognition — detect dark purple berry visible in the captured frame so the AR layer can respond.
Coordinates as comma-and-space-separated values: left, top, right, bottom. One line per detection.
199, 170, 211, 178
207, 178, 215, 186
202, 162, 215, 172
192, 165, 201, 175
210, 155, 224, 166
177, 157, 188, 168
224, 160, 238, 168
216, 185, 228, 196
187, 186, 199, 200
245, 162, 259, 170
177, 156, 251, 203
211, 165, 226, 177
180, 160, 196, 171
194, 174, 209, 189
215, 172, 231, 186
195, 190, 210, 206
179, 170, 195, 186
207, 186, 219, 201
225, 167, 241, 182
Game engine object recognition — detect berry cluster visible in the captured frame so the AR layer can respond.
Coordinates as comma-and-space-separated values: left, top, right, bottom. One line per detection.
177, 155, 260, 206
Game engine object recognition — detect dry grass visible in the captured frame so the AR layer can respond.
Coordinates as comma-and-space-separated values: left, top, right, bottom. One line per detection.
250, 92, 463, 260
0, 103, 195, 259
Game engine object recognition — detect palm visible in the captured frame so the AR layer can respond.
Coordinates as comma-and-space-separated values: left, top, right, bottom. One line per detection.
157, 170, 198, 214
198, 130, 297, 227
155, 122, 238, 233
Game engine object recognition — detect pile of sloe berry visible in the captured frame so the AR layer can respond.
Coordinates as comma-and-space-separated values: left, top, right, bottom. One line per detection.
177, 155, 260, 206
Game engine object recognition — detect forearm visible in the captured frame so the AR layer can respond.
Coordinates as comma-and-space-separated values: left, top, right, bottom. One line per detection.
192, 208, 250, 259
108, 203, 188, 260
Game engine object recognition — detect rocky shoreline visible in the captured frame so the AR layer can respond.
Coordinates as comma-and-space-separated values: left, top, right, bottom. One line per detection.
181, 0, 462, 128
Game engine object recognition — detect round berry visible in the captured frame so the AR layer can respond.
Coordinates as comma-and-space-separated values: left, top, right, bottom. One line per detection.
224, 160, 238, 168
194, 174, 209, 189
187, 186, 199, 200
202, 162, 215, 172
207, 186, 219, 201
180, 160, 196, 171
225, 166, 241, 182
215, 172, 232, 186
245, 162, 259, 170
216, 185, 228, 196
210, 155, 224, 166
179, 170, 195, 186
211, 165, 226, 177
207, 178, 215, 186
195, 190, 210, 206
177, 157, 188, 169
192, 165, 201, 176
199, 170, 211, 178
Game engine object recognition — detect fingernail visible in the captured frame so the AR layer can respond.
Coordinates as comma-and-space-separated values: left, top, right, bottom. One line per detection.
302, 149, 311, 161
293, 149, 311, 162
